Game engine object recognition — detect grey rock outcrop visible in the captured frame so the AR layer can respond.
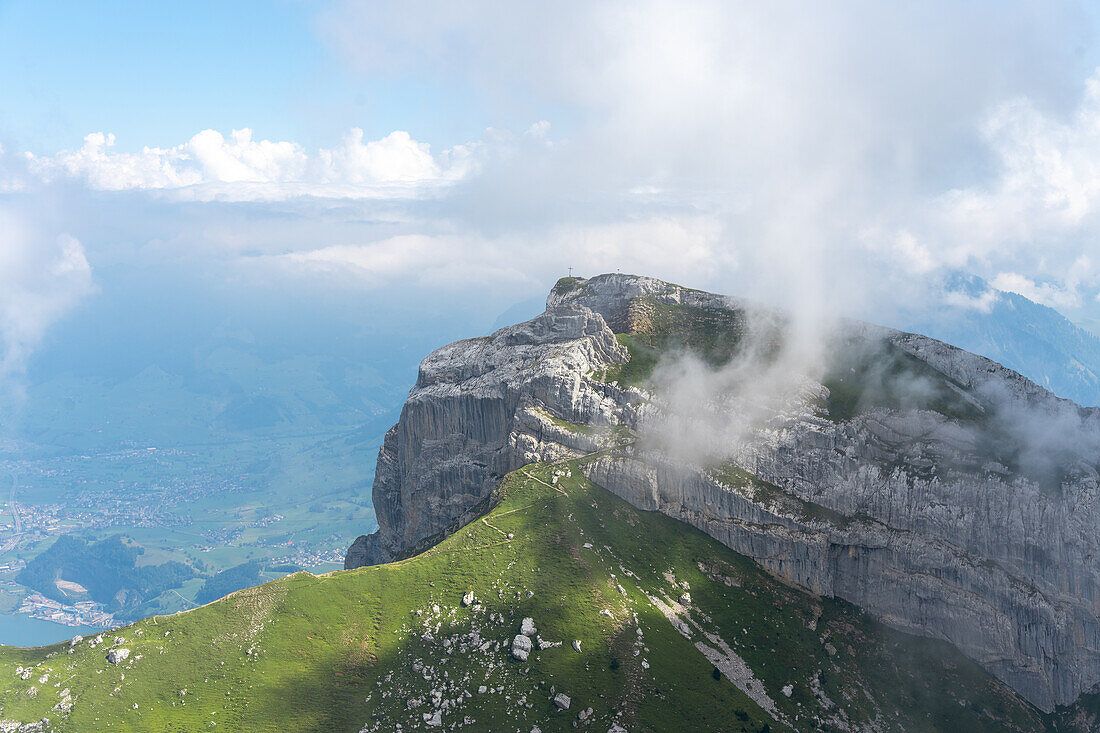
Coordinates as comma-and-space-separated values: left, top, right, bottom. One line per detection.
511, 634, 532, 661
346, 273, 1100, 711
106, 648, 130, 665
346, 304, 632, 566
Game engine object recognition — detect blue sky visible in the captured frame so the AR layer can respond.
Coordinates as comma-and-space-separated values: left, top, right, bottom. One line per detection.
3, 0, 1100, 391
0, 0, 489, 153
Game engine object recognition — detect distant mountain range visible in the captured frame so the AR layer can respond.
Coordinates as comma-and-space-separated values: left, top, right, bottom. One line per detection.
890, 273, 1100, 407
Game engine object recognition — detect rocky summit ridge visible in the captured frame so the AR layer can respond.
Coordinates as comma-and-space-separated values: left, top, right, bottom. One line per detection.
346, 273, 1100, 712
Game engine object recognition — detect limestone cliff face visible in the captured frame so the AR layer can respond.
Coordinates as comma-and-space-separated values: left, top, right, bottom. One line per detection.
345, 304, 634, 567
346, 273, 1100, 712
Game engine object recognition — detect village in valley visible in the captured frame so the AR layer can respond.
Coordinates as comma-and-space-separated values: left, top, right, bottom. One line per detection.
0, 436, 373, 633
16, 592, 114, 628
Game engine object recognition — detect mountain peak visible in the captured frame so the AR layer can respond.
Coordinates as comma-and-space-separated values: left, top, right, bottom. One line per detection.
348, 274, 1100, 711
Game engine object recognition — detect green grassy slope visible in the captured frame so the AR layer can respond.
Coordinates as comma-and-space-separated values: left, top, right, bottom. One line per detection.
0, 461, 1056, 732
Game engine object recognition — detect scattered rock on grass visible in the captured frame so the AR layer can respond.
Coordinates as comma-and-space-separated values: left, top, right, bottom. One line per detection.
512, 634, 533, 661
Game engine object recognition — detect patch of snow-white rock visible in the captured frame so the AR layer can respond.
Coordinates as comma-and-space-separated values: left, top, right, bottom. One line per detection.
106, 648, 130, 665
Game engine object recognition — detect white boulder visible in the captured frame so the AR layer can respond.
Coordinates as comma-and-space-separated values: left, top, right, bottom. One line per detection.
511, 634, 533, 661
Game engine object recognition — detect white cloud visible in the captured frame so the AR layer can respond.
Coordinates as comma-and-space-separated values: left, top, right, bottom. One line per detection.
284, 235, 449, 281
35, 132, 201, 189
318, 129, 440, 183
905, 70, 1100, 309
24, 127, 479, 200
0, 209, 95, 384
5, 0, 1100, 341
188, 129, 306, 184
316, 0, 1098, 319
892, 232, 939, 276
942, 287, 1000, 314
991, 270, 1087, 311
935, 71, 1100, 251
276, 214, 726, 291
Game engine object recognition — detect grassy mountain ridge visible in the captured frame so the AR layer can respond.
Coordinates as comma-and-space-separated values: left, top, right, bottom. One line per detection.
0, 460, 1068, 732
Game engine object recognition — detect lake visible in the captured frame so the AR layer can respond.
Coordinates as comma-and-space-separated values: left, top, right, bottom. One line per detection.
0, 612, 105, 647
